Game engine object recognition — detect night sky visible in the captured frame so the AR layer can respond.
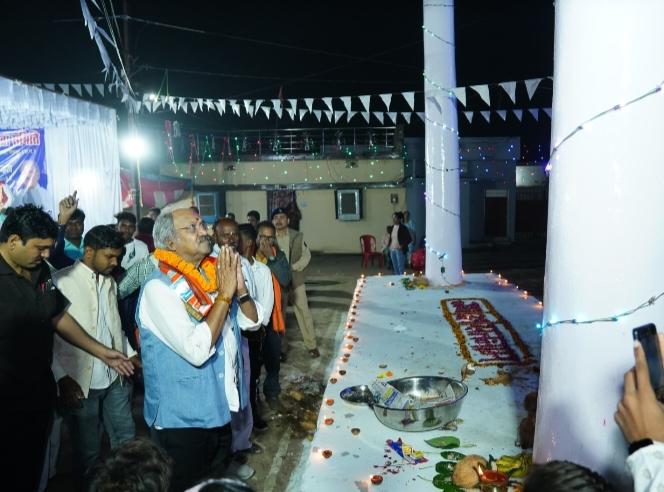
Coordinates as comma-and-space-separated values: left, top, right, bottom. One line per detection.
0, 0, 554, 165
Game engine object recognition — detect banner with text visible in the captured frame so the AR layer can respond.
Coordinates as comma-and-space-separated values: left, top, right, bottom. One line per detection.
0, 129, 47, 208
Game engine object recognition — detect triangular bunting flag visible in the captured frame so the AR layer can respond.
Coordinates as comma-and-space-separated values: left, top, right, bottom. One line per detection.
154, 99, 163, 111
261, 106, 271, 119
246, 104, 254, 118
271, 99, 281, 113
214, 101, 225, 115
470, 85, 491, 106
299, 108, 308, 120
191, 101, 199, 113
416, 112, 425, 122
286, 108, 296, 120
58, 84, 70, 95
542, 107, 552, 118
386, 112, 397, 124
451, 87, 466, 107
463, 111, 474, 124
324, 110, 333, 122
524, 78, 543, 100
479, 110, 491, 123
513, 109, 523, 121
402, 92, 415, 111
231, 103, 241, 116
500, 81, 517, 104
71, 84, 82, 96
254, 99, 263, 115
182, 101, 189, 113
496, 110, 507, 121
243, 99, 252, 114
528, 108, 539, 121
274, 106, 283, 119
379, 93, 392, 110
288, 98, 297, 110
347, 110, 357, 121
142, 101, 152, 112
205, 99, 214, 110
340, 96, 352, 113
83, 84, 93, 97
334, 111, 346, 124
44, 83, 55, 91
361, 111, 370, 123
322, 97, 333, 112
373, 111, 384, 124
196, 98, 203, 109
401, 112, 412, 124
313, 109, 322, 122
359, 95, 371, 113
304, 98, 314, 113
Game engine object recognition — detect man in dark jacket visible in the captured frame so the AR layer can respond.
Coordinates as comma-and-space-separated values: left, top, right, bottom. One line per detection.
387, 211, 412, 275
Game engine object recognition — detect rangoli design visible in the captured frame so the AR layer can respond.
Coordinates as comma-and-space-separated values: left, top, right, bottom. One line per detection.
441, 298, 535, 366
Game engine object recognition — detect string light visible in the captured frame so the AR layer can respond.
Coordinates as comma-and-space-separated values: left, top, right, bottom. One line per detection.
421, 25, 454, 46
423, 73, 455, 98
539, 291, 664, 331
424, 191, 460, 217
546, 80, 664, 171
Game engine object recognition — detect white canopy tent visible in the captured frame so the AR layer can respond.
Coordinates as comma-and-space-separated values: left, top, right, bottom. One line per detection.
0, 75, 121, 227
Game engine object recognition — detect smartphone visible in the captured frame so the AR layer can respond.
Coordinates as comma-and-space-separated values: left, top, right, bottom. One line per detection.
632, 323, 664, 400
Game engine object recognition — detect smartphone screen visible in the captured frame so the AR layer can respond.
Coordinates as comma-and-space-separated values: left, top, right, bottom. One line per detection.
632, 323, 664, 400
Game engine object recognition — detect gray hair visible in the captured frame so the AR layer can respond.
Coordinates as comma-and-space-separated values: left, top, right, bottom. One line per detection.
153, 211, 176, 249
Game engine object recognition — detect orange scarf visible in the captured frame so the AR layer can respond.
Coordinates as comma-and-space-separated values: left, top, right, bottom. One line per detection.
256, 249, 286, 334
154, 249, 218, 320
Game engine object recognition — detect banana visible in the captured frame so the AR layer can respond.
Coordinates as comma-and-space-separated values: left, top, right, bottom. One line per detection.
496, 452, 532, 478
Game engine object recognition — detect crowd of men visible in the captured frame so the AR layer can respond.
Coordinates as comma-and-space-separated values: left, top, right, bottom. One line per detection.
0, 196, 319, 491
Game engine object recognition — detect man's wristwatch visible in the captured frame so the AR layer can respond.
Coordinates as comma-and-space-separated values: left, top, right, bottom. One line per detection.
237, 291, 252, 304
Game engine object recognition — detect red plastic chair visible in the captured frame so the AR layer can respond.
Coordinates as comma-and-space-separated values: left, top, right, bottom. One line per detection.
360, 235, 384, 268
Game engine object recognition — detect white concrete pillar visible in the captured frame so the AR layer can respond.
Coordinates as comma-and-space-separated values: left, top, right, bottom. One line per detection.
423, 0, 462, 285
534, 0, 664, 484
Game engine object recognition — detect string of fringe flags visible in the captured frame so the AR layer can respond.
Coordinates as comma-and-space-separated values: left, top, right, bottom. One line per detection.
75, 1, 551, 125
35, 76, 552, 125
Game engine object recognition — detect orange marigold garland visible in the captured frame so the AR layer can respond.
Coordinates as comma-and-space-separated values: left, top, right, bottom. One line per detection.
154, 248, 218, 293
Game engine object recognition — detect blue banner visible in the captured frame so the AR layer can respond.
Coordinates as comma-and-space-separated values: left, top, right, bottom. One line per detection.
0, 129, 47, 208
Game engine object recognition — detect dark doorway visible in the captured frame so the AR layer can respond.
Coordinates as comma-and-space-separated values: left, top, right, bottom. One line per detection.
484, 191, 508, 238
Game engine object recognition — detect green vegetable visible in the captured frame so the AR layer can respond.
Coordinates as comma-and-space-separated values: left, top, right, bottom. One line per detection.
432, 474, 461, 491
440, 451, 466, 461
425, 436, 461, 449
435, 461, 455, 474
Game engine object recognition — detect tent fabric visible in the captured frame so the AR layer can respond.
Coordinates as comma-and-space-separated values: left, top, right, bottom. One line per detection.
0, 76, 121, 227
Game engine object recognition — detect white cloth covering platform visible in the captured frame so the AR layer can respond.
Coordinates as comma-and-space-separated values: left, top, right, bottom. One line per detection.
291, 273, 542, 491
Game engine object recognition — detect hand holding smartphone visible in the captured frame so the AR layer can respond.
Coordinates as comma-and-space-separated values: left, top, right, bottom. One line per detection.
632, 323, 664, 401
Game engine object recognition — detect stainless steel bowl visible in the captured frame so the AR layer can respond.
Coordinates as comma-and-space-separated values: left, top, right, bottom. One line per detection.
370, 376, 468, 432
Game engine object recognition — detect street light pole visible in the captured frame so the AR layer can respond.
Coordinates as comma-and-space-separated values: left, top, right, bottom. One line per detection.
122, 0, 141, 217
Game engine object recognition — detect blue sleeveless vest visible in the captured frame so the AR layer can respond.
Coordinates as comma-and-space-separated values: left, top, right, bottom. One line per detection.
136, 269, 247, 429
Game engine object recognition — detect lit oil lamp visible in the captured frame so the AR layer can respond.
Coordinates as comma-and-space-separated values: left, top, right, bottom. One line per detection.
477, 465, 508, 492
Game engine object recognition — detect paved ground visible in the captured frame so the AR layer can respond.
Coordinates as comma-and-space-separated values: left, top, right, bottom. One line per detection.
46, 240, 545, 491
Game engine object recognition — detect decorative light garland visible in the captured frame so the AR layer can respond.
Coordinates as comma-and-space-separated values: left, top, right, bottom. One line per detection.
425, 160, 462, 172
423, 73, 455, 98
546, 79, 664, 171
423, 191, 461, 217
424, 114, 459, 136
537, 290, 664, 331
422, 25, 454, 47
